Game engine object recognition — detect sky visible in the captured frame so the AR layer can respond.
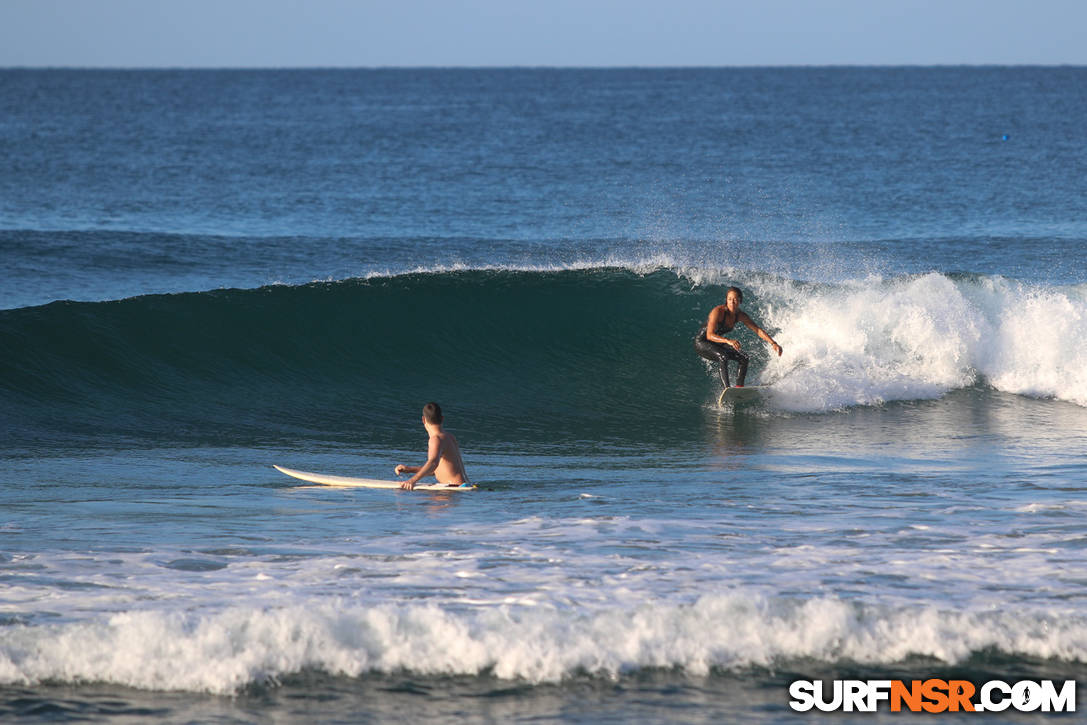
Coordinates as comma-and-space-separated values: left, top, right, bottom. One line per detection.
0, 0, 1083, 68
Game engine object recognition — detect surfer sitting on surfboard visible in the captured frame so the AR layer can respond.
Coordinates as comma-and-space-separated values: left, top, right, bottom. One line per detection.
694, 286, 782, 388
394, 402, 470, 490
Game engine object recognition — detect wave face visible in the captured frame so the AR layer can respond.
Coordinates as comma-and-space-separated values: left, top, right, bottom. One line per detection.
2, 267, 1085, 448
0, 268, 711, 447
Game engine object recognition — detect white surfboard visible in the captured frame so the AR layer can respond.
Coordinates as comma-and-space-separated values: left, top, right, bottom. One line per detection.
718, 385, 770, 405
273, 465, 476, 491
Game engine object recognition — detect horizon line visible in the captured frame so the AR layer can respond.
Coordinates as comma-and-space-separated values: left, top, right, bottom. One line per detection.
3, 63, 1086, 71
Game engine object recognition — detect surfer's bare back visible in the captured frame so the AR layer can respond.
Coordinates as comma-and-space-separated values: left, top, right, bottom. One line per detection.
394, 402, 470, 490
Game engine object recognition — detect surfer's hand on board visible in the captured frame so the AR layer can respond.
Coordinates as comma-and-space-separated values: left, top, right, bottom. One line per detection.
399, 479, 415, 491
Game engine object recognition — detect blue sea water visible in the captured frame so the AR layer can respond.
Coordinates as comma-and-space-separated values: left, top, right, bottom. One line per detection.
1, 67, 1087, 723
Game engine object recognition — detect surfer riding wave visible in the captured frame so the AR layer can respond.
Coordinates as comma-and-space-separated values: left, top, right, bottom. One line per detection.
694, 286, 783, 388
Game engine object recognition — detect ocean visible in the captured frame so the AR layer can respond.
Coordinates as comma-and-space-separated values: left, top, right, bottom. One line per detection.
1, 67, 1086, 723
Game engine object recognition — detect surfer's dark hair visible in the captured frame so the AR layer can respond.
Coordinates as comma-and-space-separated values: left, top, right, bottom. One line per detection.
726, 286, 743, 302
423, 402, 443, 424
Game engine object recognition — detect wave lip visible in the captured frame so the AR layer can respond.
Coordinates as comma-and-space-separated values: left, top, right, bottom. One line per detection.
2, 595, 1084, 694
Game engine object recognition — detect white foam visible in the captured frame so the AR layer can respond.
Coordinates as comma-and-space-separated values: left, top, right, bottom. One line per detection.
2, 594, 1085, 693
754, 274, 1087, 410
976, 279, 1087, 405
3, 506, 1086, 694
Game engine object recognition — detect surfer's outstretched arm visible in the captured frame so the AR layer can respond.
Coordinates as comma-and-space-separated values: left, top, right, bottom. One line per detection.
738, 311, 783, 356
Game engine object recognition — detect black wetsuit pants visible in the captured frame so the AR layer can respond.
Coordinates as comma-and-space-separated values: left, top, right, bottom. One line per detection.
694, 335, 749, 387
